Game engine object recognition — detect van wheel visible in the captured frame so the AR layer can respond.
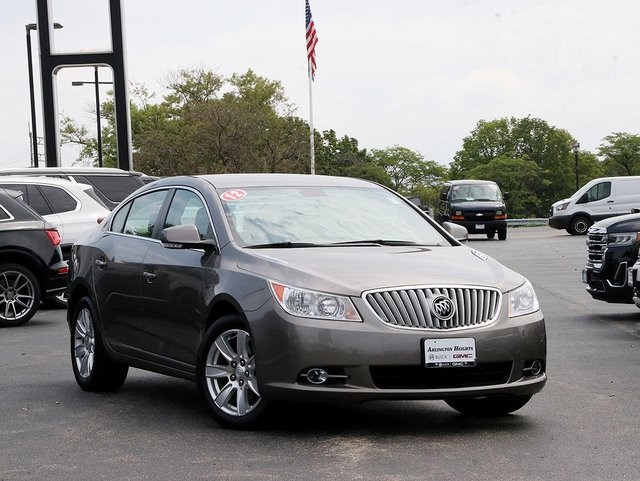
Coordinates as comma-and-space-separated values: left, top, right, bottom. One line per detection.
486, 231, 495, 239
569, 216, 591, 235
497, 228, 507, 240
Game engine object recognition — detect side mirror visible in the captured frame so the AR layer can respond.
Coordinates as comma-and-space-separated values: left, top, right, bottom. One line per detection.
440, 192, 448, 201
503, 191, 511, 200
161, 224, 216, 252
443, 222, 468, 243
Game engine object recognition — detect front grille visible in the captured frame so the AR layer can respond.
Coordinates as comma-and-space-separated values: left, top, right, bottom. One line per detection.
370, 362, 513, 389
586, 228, 608, 270
364, 286, 501, 330
463, 210, 495, 221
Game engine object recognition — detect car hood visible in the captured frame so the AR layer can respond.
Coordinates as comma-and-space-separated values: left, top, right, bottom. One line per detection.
449, 200, 505, 210
236, 245, 525, 295
591, 212, 640, 231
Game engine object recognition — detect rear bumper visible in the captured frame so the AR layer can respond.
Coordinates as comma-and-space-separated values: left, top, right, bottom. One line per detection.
43, 260, 68, 299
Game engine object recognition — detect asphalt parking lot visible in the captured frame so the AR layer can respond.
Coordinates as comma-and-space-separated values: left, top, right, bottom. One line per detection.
1, 225, 639, 481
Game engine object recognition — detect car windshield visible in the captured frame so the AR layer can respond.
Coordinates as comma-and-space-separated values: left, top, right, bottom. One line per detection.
450, 184, 502, 202
218, 185, 451, 247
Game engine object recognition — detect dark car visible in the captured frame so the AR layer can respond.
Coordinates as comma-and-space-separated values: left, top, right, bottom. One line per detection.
582, 212, 640, 303
0, 167, 156, 210
0, 189, 68, 326
437, 180, 510, 240
67, 174, 546, 428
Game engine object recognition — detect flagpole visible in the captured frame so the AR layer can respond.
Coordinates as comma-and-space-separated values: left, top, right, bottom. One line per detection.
308, 65, 315, 175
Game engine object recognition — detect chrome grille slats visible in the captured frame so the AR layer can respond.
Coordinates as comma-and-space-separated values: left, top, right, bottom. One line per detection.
364, 286, 501, 330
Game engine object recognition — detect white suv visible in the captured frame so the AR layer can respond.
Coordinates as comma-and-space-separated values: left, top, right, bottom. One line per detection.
0, 176, 109, 257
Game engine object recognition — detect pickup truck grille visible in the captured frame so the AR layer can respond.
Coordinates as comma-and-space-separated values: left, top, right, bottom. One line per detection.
364, 286, 501, 330
586, 227, 608, 271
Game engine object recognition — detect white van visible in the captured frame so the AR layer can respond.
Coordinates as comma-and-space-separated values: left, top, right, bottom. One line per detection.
549, 176, 640, 235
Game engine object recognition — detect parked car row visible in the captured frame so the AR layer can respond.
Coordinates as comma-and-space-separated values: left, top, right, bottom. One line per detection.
0, 167, 159, 324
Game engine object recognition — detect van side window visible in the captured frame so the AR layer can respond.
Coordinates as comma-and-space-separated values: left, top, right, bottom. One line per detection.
577, 182, 611, 204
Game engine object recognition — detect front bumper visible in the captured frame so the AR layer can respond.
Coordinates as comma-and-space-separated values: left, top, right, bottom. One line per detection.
451, 219, 507, 235
250, 299, 547, 403
548, 214, 571, 230
582, 265, 634, 303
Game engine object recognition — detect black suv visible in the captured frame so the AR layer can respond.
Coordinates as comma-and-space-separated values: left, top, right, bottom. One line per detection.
0, 167, 156, 210
582, 212, 640, 303
0, 189, 68, 326
437, 180, 510, 240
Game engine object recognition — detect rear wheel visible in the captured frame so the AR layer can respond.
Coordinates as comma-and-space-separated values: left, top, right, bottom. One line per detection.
198, 315, 267, 428
445, 394, 533, 416
569, 215, 591, 235
486, 231, 495, 239
71, 296, 128, 391
0, 263, 40, 327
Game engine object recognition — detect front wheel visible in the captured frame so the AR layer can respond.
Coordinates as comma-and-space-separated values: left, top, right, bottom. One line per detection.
0, 263, 41, 327
569, 216, 591, 235
445, 394, 533, 416
71, 296, 128, 391
197, 315, 267, 428
498, 227, 507, 240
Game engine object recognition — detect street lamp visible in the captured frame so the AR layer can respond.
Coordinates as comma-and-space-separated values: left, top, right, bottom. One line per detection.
72, 67, 113, 167
25, 22, 63, 167
573, 141, 580, 191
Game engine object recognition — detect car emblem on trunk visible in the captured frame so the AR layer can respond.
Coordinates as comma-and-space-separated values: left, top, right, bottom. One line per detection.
431, 295, 455, 321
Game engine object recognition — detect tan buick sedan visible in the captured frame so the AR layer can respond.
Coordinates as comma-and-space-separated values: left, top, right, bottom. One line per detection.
67, 174, 546, 428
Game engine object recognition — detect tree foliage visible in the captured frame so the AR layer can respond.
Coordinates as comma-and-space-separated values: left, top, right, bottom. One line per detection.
450, 116, 576, 217
598, 132, 640, 176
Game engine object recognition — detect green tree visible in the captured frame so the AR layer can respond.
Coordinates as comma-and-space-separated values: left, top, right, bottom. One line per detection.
451, 116, 576, 217
598, 132, 640, 176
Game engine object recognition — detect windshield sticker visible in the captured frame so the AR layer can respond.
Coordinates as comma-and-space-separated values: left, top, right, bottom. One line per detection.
220, 189, 247, 201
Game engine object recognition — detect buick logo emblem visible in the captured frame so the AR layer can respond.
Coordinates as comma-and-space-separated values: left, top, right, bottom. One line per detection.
431, 295, 455, 321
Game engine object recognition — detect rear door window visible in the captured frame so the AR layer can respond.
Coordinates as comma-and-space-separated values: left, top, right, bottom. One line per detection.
39, 185, 78, 213
76, 175, 143, 204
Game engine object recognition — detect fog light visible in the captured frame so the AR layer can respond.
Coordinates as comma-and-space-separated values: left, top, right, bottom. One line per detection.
306, 368, 329, 384
523, 360, 543, 376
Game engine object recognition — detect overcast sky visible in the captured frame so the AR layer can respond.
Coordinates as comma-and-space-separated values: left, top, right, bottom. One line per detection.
2, 0, 640, 169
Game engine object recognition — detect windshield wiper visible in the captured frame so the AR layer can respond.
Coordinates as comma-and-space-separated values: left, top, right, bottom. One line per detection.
332, 239, 429, 246
246, 241, 325, 249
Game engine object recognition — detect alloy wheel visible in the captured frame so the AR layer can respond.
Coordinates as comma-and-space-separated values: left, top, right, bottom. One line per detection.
0, 270, 36, 322
73, 308, 96, 378
204, 328, 261, 417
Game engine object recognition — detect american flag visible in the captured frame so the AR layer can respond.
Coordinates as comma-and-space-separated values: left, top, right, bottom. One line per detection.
305, 0, 318, 80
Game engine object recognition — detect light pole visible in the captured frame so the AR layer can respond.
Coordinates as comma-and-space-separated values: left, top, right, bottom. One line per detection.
573, 141, 580, 191
72, 67, 112, 167
25, 22, 63, 167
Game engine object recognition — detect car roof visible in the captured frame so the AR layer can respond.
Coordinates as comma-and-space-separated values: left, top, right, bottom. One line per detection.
0, 175, 94, 190
196, 173, 376, 189
0, 167, 146, 176
447, 179, 498, 186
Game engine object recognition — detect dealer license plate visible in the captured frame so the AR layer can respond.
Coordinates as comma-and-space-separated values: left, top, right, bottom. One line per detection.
424, 338, 476, 367
475, 224, 485, 230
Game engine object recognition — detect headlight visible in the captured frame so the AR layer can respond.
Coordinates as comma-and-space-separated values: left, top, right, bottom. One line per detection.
607, 232, 640, 247
508, 280, 540, 317
269, 281, 362, 321
555, 201, 570, 212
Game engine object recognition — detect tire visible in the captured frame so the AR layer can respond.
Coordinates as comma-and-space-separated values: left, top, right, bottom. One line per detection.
0, 263, 41, 327
197, 315, 267, 428
71, 296, 128, 391
445, 394, 533, 416
569, 216, 591, 235
486, 231, 495, 239
498, 228, 507, 240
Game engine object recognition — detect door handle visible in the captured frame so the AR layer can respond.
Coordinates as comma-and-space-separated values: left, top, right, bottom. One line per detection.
143, 271, 157, 281
607, 200, 614, 203
95, 259, 107, 268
